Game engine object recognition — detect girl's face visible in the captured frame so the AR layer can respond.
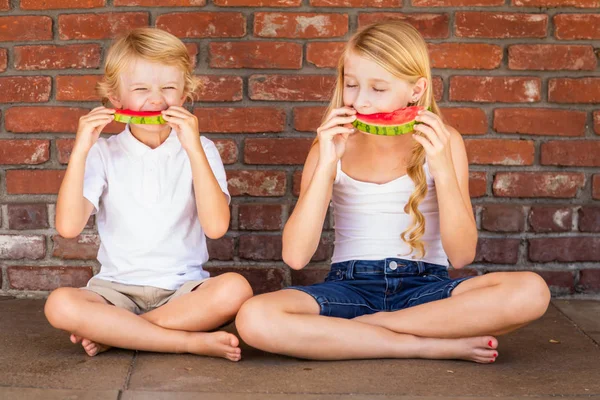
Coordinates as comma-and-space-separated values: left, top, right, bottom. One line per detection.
110, 58, 187, 129
342, 51, 424, 115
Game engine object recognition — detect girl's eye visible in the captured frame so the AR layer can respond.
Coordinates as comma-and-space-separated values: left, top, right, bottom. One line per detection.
163, 87, 176, 90
134, 88, 147, 91
345, 84, 358, 88
373, 88, 386, 93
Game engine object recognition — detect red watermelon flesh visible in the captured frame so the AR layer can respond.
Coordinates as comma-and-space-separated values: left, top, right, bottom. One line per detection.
114, 109, 166, 125
352, 105, 425, 136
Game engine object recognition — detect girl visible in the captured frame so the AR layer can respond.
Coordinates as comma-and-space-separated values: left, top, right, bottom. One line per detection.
44, 28, 252, 361
235, 21, 550, 363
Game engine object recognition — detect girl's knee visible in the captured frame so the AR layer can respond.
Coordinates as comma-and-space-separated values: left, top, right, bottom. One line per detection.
521, 272, 551, 317
235, 296, 275, 346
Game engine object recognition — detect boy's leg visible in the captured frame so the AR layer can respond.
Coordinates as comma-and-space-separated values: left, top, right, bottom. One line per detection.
44, 287, 241, 361
141, 272, 253, 332
235, 289, 499, 363
353, 271, 551, 338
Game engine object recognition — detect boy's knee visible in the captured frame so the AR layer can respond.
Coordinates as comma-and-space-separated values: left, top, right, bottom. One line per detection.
44, 287, 83, 329
215, 273, 254, 304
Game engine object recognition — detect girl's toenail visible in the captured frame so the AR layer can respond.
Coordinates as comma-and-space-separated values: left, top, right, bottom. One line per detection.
488, 341, 492, 347
494, 353, 498, 357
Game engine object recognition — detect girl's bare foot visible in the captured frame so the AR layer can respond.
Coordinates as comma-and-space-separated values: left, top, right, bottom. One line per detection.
186, 331, 242, 362
415, 335, 499, 364
70, 334, 111, 357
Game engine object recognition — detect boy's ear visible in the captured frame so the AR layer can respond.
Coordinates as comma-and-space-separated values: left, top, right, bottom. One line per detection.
108, 94, 123, 109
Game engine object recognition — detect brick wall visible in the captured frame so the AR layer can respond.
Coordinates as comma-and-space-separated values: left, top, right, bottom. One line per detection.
0, 0, 598, 298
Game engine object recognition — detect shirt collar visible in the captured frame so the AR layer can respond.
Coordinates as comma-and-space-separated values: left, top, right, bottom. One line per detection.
119, 124, 181, 157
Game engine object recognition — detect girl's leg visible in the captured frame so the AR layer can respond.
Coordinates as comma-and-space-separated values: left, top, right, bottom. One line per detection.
44, 285, 242, 361
235, 289, 499, 363
353, 271, 551, 338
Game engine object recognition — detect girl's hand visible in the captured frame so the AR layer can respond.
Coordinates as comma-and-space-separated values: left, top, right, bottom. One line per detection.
73, 107, 115, 153
412, 110, 454, 180
316, 106, 356, 167
161, 106, 201, 153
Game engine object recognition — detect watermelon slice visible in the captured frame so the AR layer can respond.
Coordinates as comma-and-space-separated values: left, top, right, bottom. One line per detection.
114, 109, 166, 125
352, 106, 425, 136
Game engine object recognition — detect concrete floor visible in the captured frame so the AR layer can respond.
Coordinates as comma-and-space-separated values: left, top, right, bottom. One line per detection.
0, 297, 598, 400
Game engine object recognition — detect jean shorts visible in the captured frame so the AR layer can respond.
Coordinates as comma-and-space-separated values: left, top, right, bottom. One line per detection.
286, 258, 473, 319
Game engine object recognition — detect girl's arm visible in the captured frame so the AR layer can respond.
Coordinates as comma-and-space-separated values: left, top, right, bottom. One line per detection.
433, 128, 478, 269
187, 146, 230, 239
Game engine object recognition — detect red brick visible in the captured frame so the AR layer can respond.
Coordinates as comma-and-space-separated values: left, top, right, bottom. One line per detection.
6, 170, 65, 194
494, 108, 586, 137
465, 139, 534, 166
358, 13, 449, 39
554, 14, 600, 40
115, 0, 206, 5
548, 78, 600, 104
186, 43, 199, 68
441, 108, 487, 135
59, 13, 149, 40
8, 266, 92, 291
578, 206, 600, 233
195, 107, 285, 133
594, 175, 600, 200
0, 77, 51, 103
209, 42, 302, 69
475, 238, 520, 264
578, 270, 600, 292
293, 170, 303, 196
529, 237, 600, 262
493, 172, 585, 198
306, 42, 345, 69
204, 266, 285, 294
227, 170, 287, 197
250, 75, 336, 101
213, 139, 238, 165
195, 76, 243, 102
514, 0, 599, 6
429, 43, 502, 70
432, 77, 443, 102
291, 267, 329, 286
0, 0, 9, 10
469, 171, 487, 197
311, 235, 334, 261
294, 106, 327, 132
239, 235, 282, 260
0, 235, 46, 260
481, 205, 524, 232
311, 0, 401, 6
594, 111, 600, 135
14, 45, 101, 71
214, 0, 300, 5
157, 13, 245, 38
6, 107, 122, 134
456, 12, 548, 38
450, 76, 541, 103
529, 206, 573, 232
448, 268, 480, 279
0, 48, 7, 72
20, 0, 104, 9
206, 237, 234, 261
0, 16, 52, 42
238, 204, 284, 231
56, 75, 100, 102
245, 138, 313, 165
541, 141, 600, 167
0, 140, 50, 165
508, 45, 596, 71
255, 13, 348, 38
536, 271, 575, 294
53, 234, 100, 260
7, 204, 49, 230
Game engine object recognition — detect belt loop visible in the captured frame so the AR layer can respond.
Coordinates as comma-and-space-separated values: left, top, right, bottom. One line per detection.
417, 260, 425, 275
346, 260, 356, 280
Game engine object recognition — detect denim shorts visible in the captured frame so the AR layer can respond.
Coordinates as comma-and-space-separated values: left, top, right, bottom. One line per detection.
286, 258, 473, 319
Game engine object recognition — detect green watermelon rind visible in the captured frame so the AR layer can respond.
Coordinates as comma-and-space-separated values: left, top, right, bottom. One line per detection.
114, 112, 166, 125
352, 119, 419, 136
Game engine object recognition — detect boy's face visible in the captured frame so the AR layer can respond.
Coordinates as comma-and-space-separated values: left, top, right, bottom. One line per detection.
342, 51, 422, 115
111, 57, 187, 114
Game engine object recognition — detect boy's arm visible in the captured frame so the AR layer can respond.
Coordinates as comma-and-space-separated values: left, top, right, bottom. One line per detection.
187, 145, 230, 239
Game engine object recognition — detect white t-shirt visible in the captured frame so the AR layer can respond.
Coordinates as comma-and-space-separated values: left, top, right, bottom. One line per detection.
83, 125, 230, 290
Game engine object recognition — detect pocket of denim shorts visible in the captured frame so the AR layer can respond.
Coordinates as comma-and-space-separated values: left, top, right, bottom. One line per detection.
325, 268, 345, 282
421, 273, 447, 282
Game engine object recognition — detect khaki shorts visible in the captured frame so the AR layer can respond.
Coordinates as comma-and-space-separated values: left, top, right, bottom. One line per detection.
83, 277, 209, 315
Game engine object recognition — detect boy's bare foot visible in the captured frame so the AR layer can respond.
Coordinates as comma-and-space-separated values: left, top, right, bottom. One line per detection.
416, 335, 499, 364
186, 331, 242, 362
70, 334, 111, 357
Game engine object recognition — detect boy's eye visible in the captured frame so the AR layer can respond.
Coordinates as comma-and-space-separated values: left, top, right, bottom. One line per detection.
133, 88, 147, 91
163, 87, 176, 90
373, 88, 387, 93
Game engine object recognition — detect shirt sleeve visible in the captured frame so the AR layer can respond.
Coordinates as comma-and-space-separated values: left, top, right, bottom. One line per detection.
82, 142, 107, 215
201, 137, 231, 205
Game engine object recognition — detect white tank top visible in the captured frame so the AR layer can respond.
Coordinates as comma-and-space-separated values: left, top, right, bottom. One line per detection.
330, 160, 449, 266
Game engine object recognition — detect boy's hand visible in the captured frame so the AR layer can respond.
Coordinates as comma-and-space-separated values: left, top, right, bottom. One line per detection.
161, 106, 202, 153
73, 107, 115, 153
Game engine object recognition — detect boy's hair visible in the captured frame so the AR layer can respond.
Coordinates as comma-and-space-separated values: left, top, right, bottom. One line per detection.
97, 27, 201, 105
326, 21, 442, 259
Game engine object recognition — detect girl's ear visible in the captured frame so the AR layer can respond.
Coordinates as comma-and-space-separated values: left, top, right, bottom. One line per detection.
411, 77, 428, 103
